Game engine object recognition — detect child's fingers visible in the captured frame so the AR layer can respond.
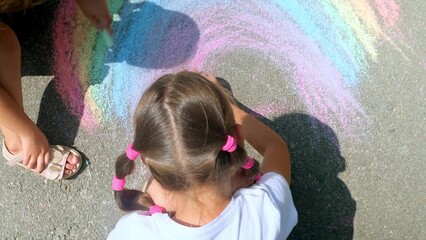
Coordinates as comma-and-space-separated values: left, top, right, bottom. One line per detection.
93, 17, 104, 30
22, 153, 30, 166
26, 155, 37, 170
86, 15, 105, 31
36, 154, 46, 173
44, 151, 50, 166
200, 72, 219, 84
94, 14, 113, 31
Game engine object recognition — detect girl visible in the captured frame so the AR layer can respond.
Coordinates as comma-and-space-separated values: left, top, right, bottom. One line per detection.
108, 71, 298, 239
0, 0, 111, 180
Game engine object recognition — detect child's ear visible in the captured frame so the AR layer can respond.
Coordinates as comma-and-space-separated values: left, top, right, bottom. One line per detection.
234, 124, 245, 146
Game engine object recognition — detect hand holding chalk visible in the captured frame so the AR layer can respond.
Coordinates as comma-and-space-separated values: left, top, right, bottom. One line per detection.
102, 29, 114, 48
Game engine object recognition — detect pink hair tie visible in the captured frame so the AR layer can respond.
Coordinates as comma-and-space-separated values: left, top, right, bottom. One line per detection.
242, 157, 255, 169
112, 176, 126, 191
254, 173, 262, 182
126, 144, 140, 160
149, 205, 165, 215
222, 135, 237, 152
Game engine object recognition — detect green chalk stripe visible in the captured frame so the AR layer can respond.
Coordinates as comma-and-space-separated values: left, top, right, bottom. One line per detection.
101, 30, 114, 48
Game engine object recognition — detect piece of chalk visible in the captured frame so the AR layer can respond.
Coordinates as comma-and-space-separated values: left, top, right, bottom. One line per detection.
101, 30, 114, 48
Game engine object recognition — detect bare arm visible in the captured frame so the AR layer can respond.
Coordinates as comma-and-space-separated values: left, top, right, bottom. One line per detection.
198, 71, 291, 183
75, 0, 112, 33
232, 105, 291, 183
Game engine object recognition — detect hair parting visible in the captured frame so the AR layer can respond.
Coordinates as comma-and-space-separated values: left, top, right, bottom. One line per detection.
113, 71, 262, 212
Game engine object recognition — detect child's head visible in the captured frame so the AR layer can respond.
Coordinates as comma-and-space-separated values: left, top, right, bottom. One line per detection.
114, 71, 260, 212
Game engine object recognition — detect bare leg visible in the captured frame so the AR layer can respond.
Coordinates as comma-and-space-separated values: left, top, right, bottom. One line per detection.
0, 23, 78, 176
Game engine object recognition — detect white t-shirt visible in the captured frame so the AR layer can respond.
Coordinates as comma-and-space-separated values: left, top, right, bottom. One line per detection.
108, 172, 298, 240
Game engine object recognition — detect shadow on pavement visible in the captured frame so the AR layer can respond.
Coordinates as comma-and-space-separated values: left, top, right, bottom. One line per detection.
1, 2, 87, 176
36, 79, 88, 177
219, 74, 356, 238
237, 96, 356, 239
275, 113, 356, 240
111, 1, 200, 69
93, 1, 200, 85
1, 1, 200, 177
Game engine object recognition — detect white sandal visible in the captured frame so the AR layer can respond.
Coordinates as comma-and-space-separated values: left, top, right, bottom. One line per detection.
2, 141, 82, 180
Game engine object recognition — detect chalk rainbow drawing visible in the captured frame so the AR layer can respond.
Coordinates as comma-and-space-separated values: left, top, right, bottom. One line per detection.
53, 0, 403, 137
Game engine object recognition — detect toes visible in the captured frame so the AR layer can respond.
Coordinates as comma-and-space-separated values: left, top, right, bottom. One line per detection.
65, 162, 76, 170
67, 154, 79, 165
63, 169, 73, 177
65, 153, 80, 176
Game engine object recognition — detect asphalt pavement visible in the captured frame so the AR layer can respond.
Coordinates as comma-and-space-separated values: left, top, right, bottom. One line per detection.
0, 0, 425, 239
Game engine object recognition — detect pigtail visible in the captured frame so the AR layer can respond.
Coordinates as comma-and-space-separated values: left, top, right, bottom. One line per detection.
111, 71, 264, 211
229, 146, 262, 191
216, 150, 230, 168
214, 135, 240, 182
240, 156, 261, 181
216, 135, 262, 195
113, 153, 155, 212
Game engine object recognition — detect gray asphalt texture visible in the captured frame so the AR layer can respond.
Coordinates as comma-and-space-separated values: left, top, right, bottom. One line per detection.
0, 1, 425, 240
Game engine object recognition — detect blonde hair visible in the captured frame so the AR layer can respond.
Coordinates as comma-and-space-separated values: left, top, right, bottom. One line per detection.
0, 0, 46, 13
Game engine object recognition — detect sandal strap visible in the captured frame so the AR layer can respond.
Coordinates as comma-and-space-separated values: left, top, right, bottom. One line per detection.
40, 145, 71, 180
3, 141, 81, 180
2, 140, 24, 166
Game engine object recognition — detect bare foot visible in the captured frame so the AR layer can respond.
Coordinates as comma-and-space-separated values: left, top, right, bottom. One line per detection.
64, 153, 80, 177
4, 139, 81, 178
